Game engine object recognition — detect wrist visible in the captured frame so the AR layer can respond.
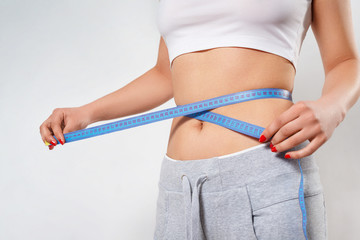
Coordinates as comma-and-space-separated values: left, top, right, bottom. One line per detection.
317, 95, 346, 125
78, 103, 98, 125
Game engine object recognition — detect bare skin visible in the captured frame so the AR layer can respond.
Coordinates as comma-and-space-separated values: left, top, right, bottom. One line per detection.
163, 0, 360, 161
165, 46, 296, 160
40, 0, 360, 158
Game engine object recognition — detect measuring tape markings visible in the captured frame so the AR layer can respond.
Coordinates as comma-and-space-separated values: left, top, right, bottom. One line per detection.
187, 110, 266, 139
54, 88, 291, 144
49, 87, 307, 239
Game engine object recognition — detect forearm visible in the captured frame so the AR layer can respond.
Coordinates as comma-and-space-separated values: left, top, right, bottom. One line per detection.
80, 67, 173, 124
317, 58, 360, 124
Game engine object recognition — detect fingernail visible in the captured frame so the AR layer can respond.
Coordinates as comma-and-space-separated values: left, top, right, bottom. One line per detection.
271, 146, 277, 152
285, 154, 291, 159
259, 135, 266, 143
269, 143, 273, 148
51, 140, 57, 146
59, 139, 64, 145
49, 145, 54, 150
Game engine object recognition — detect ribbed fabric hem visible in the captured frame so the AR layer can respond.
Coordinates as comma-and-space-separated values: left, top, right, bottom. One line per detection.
168, 35, 296, 70
164, 142, 269, 162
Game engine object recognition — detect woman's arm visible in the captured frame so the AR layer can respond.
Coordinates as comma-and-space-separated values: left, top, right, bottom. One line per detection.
317, 58, 359, 124
40, 37, 172, 148
258, 0, 360, 159
82, 36, 173, 124
313, 0, 360, 119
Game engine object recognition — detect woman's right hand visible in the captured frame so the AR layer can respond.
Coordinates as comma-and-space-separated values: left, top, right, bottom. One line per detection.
39, 106, 93, 150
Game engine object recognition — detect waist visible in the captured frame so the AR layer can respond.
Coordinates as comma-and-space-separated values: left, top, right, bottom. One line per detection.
171, 89, 294, 130
166, 88, 294, 161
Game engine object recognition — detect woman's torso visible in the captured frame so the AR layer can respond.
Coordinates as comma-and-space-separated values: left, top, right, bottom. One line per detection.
166, 47, 296, 161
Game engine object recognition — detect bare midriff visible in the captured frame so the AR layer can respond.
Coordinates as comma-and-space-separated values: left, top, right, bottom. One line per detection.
166, 47, 296, 161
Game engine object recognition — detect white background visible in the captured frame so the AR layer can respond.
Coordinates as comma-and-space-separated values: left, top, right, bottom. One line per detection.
0, 0, 359, 239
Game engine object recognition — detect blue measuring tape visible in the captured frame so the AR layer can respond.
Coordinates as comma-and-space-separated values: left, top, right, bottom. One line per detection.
51, 87, 307, 239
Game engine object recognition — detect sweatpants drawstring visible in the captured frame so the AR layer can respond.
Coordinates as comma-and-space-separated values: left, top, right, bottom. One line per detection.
181, 174, 208, 240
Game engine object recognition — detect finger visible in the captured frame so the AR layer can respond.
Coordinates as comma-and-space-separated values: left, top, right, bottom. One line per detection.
49, 144, 54, 150
271, 128, 312, 154
50, 117, 65, 145
284, 134, 326, 159
270, 116, 304, 146
40, 121, 57, 146
260, 105, 302, 142
40, 129, 51, 146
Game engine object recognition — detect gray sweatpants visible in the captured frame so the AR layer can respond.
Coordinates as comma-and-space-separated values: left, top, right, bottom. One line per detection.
153, 140, 327, 240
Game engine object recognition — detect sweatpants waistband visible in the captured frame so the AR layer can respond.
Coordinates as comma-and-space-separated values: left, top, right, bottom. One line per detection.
159, 140, 321, 195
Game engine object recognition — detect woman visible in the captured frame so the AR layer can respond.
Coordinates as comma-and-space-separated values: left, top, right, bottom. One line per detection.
39, 0, 360, 239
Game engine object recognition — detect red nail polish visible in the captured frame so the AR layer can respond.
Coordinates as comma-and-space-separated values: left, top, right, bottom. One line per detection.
269, 143, 273, 148
51, 140, 57, 146
59, 139, 64, 145
285, 154, 291, 159
271, 146, 277, 152
259, 135, 266, 142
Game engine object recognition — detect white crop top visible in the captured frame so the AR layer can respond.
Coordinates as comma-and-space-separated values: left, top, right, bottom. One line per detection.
156, 0, 313, 71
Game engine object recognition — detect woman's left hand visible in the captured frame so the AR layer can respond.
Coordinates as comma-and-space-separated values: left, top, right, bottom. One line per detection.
259, 99, 345, 159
